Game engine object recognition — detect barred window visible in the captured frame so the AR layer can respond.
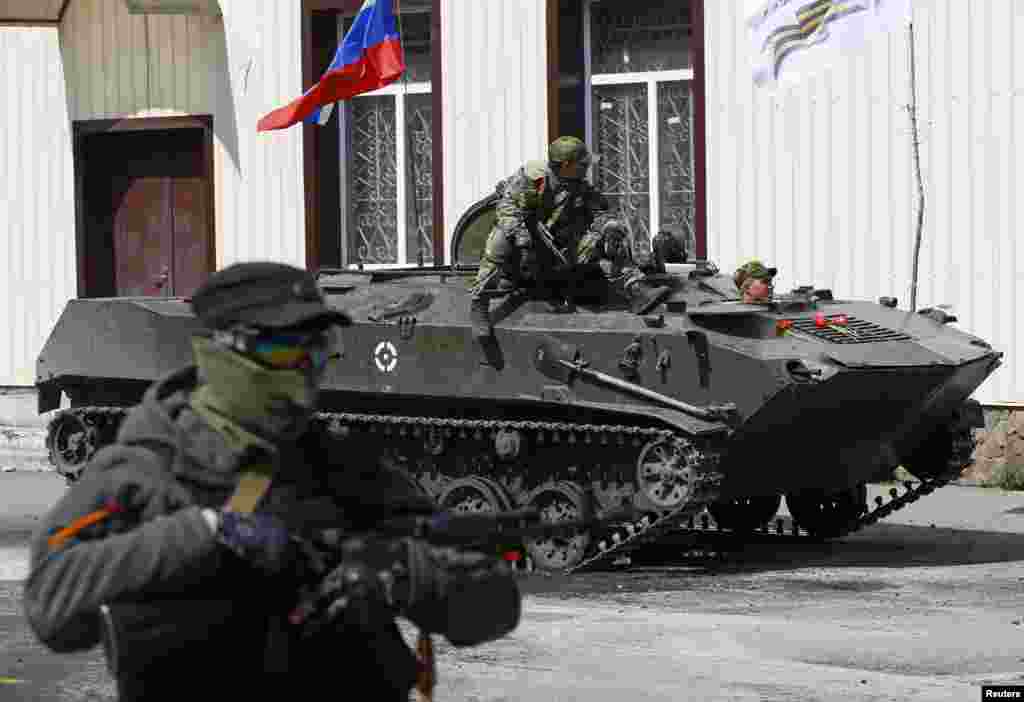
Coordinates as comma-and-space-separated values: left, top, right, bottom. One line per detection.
339, 7, 433, 268
586, 0, 696, 259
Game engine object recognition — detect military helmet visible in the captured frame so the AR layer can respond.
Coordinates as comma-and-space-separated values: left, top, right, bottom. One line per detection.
733, 260, 778, 290
549, 136, 595, 167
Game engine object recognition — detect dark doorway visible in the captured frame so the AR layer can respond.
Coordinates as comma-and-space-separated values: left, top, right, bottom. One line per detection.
74, 117, 215, 299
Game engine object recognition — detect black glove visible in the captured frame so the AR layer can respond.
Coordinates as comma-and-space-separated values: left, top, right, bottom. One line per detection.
305, 537, 520, 647
404, 543, 521, 646
305, 537, 428, 616
214, 511, 294, 575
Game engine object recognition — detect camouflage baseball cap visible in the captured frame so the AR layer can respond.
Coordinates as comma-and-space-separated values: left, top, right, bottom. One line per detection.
190, 262, 352, 331
733, 260, 778, 289
549, 136, 597, 166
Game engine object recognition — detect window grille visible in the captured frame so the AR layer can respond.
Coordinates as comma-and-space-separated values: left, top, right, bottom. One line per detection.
585, 0, 696, 259
340, 10, 433, 268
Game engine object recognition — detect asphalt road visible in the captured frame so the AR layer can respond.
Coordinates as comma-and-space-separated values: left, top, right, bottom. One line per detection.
2, 471, 1024, 701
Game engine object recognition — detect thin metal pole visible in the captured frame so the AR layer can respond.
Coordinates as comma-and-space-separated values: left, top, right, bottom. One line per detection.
395, 0, 425, 266
907, 20, 925, 312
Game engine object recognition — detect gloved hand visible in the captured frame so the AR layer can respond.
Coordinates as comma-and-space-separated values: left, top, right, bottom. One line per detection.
637, 255, 664, 275
403, 543, 521, 646
309, 537, 431, 614
306, 537, 520, 647
213, 510, 294, 575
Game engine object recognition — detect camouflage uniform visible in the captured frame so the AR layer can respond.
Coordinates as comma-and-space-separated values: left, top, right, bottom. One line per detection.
469, 137, 607, 337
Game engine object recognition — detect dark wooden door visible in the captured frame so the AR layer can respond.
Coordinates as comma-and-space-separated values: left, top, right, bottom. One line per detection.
111, 176, 173, 297
168, 136, 211, 298
83, 127, 211, 299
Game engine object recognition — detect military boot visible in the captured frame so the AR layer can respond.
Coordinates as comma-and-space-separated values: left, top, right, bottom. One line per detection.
470, 297, 494, 339
626, 280, 673, 315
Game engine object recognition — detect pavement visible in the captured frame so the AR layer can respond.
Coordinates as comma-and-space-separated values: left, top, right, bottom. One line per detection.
0, 427, 50, 474
2, 473, 1024, 701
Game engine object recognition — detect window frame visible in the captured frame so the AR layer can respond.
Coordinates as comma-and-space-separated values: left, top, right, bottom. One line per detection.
336, 13, 433, 271
583, 0, 696, 253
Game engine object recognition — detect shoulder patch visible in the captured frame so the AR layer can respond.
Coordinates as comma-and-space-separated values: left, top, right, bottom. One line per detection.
523, 160, 547, 180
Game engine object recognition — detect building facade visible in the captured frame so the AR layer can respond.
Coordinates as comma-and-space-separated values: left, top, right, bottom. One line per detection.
0, 0, 1019, 410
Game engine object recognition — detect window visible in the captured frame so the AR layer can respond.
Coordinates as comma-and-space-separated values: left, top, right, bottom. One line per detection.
338, 8, 433, 269
584, 0, 697, 260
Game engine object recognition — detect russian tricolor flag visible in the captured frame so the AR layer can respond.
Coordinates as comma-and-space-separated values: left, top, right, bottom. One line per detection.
257, 0, 405, 132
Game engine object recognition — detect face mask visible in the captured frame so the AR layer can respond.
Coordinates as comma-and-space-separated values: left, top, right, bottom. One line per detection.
190, 335, 323, 443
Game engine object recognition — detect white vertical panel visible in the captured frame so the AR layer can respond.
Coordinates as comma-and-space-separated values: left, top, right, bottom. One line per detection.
1014, 3, 1024, 397
59, 0, 307, 270
0, 0, 307, 388
0, 27, 76, 386
441, 0, 548, 263
704, 0, 1023, 405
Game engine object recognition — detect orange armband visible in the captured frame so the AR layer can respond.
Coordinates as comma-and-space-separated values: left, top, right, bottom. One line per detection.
47, 500, 124, 549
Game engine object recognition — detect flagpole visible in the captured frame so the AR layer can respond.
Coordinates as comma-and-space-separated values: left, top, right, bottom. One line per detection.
906, 19, 925, 312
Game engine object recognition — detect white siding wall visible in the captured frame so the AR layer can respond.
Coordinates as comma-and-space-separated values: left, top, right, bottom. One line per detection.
60, 0, 306, 271
704, 0, 1023, 405
0, 27, 77, 387
440, 0, 548, 262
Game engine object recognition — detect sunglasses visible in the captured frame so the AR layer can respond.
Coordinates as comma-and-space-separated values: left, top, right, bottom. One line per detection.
211, 328, 335, 372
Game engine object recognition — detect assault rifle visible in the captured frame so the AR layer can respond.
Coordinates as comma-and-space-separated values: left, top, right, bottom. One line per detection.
532, 219, 570, 266
98, 505, 636, 697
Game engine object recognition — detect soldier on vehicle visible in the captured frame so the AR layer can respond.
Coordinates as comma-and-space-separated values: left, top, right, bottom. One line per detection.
469, 137, 673, 338
468, 136, 605, 338
576, 217, 672, 309
651, 228, 689, 265
23, 262, 521, 701
734, 260, 777, 303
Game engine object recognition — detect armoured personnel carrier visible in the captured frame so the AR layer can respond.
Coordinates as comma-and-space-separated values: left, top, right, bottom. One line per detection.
36, 194, 1001, 573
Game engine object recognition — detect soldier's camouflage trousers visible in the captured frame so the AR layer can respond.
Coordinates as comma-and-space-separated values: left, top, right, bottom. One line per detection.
469, 228, 525, 301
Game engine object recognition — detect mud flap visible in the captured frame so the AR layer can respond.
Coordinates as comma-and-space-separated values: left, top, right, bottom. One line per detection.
954, 399, 985, 431
37, 381, 61, 414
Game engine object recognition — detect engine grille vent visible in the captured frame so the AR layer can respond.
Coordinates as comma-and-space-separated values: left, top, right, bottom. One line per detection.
787, 315, 912, 344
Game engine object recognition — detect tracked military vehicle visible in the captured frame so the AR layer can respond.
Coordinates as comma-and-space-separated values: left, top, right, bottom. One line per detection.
36, 193, 1001, 573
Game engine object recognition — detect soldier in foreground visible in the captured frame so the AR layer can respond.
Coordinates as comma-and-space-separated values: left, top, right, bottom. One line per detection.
469, 136, 672, 339
734, 260, 778, 303
23, 262, 520, 701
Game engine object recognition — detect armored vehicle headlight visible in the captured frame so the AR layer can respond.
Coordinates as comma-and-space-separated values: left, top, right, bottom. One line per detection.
918, 307, 958, 325
785, 358, 838, 384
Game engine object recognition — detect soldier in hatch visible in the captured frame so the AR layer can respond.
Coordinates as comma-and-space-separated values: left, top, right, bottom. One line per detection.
734, 259, 778, 303
469, 137, 673, 339
23, 262, 521, 702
